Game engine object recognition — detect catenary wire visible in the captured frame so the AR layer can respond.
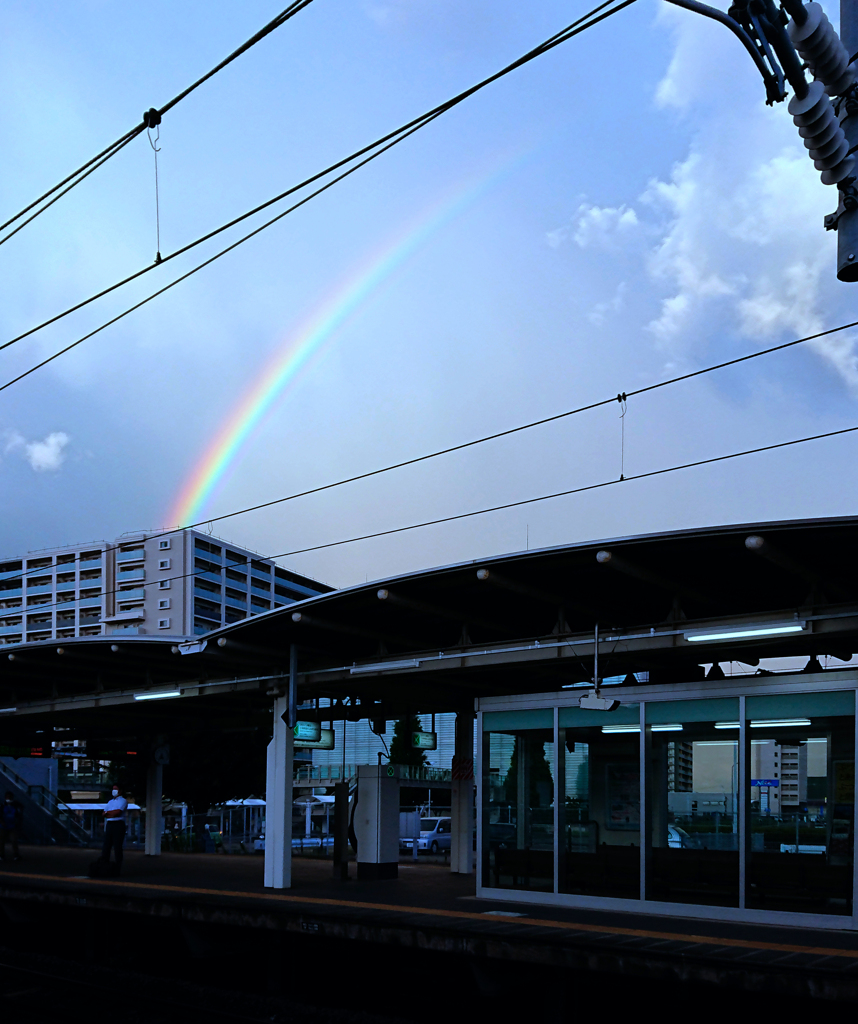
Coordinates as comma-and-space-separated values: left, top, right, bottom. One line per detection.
0, 0, 316, 243
0, 0, 637, 358
6, 421, 857, 625
5, 315, 858, 593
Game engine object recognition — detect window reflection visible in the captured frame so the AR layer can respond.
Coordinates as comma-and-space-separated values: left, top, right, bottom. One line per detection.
558, 704, 641, 899
484, 728, 554, 891
646, 698, 740, 907
746, 692, 854, 914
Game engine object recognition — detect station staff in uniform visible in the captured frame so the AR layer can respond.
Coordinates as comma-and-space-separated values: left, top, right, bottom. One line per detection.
102, 786, 128, 872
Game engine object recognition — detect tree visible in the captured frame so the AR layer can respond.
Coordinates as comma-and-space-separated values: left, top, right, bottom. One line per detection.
503, 734, 553, 806
389, 715, 428, 767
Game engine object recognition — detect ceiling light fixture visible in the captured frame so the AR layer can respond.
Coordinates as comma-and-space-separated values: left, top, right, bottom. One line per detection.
685, 622, 805, 643
750, 718, 811, 728
133, 690, 182, 701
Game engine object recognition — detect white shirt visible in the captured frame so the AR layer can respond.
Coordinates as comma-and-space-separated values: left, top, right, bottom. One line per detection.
104, 795, 128, 822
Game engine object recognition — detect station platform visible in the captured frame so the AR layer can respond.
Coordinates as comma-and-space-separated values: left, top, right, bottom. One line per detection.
0, 846, 857, 1004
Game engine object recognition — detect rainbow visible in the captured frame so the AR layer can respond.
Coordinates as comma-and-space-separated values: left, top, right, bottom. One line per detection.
167, 148, 531, 528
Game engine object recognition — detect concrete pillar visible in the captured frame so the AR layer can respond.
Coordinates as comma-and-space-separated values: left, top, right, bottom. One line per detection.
144, 761, 163, 856
332, 781, 349, 880
354, 764, 399, 880
264, 694, 294, 889
450, 710, 475, 874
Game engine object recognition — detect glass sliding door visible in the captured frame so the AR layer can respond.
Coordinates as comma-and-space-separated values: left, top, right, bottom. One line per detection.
645, 698, 740, 907
746, 690, 854, 915
482, 709, 555, 891
558, 703, 641, 899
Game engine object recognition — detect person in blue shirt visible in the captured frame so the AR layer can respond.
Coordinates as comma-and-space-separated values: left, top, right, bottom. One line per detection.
0, 791, 23, 861
102, 786, 128, 873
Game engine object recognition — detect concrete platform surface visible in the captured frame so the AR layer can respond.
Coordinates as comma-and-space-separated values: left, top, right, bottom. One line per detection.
1, 845, 857, 1002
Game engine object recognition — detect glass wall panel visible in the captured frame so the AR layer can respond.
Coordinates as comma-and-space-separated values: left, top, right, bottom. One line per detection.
482, 719, 554, 891
645, 698, 740, 907
558, 703, 641, 899
746, 691, 854, 915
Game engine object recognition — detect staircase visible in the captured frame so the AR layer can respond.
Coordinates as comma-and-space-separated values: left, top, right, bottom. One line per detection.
0, 760, 92, 846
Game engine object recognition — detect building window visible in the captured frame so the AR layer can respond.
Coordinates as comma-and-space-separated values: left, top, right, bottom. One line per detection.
158, 599, 171, 610
158, 580, 171, 590
159, 539, 171, 550
158, 558, 171, 570
158, 618, 170, 629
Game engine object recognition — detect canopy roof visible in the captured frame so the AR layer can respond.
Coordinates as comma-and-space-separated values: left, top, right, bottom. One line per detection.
2, 515, 856, 741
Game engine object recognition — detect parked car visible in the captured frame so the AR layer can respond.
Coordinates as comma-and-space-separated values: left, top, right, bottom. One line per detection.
399, 817, 452, 854
667, 825, 693, 848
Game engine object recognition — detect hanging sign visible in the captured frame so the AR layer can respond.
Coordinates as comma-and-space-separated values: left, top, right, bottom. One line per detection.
296, 728, 335, 750
293, 721, 322, 743
751, 779, 779, 787
411, 731, 437, 750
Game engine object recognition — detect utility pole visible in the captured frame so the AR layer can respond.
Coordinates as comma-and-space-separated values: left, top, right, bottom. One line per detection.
667, 0, 857, 280
836, 0, 858, 280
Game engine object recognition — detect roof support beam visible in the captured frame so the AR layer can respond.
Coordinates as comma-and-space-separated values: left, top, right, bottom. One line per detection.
474, 568, 592, 623
744, 534, 852, 602
595, 550, 710, 607
376, 588, 502, 633
290, 611, 417, 650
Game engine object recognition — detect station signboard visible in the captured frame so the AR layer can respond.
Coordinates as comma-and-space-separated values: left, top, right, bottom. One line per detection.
411, 730, 437, 750
293, 720, 322, 743
295, 728, 335, 750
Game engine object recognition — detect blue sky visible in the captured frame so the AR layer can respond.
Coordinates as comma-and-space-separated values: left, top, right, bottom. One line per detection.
1, 0, 855, 587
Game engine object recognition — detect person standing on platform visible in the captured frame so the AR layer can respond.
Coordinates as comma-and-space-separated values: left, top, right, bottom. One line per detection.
102, 786, 128, 873
0, 791, 23, 861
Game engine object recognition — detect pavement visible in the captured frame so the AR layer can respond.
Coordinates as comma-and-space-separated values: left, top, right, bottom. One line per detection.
2, 844, 858, 1001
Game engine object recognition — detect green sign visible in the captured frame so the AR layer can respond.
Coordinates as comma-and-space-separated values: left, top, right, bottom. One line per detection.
386, 766, 395, 777
296, 728, 334, 750
411, 730, 437, 750
293, 720, 321, 743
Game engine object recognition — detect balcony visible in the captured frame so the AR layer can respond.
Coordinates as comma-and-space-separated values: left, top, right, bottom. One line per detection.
79, 597, 103, 609
0, 624, 23, 636
117, 568, 144, 581
104, 610, 144, 624
110, 625, 141, 635
224, 594, 247, 611
0, 589, 23, 602
117, 549, 145, 563
25, 583, 52, 595
116, 588, 145, 601
195, 571, 222, 586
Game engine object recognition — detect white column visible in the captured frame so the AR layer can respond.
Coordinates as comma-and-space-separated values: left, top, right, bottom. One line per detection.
450, 710, 475, 874
144, 761, 163, 856
264, 694, 293, 889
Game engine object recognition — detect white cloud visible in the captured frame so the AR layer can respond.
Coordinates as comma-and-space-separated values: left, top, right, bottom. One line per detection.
2, 430, 70, 471
566, 11, 858, 388
589, 281, 627, 326
572, 203, 640, 250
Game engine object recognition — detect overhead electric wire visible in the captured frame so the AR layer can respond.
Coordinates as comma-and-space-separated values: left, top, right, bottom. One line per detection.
11, 419, 856, 630
0, 0, 316, 244
0, 0, 637, 363
263, 423, 858, 560
7, 314, 858, 592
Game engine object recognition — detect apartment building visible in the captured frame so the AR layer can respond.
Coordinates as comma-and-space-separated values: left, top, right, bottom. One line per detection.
0, 530, 331, 644
752, 738, 809, 811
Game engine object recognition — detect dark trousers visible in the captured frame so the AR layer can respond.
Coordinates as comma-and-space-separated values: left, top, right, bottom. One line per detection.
0, 828, 19, 859
102, 821, 126, 868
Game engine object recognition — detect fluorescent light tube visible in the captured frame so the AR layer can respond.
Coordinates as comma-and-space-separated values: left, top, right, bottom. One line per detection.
133, 690, 182, 701
0, 708, 16, 714
685, 623, 804, 643
350, 660, 419, 674
601, 725, 639, 733
651, 724, 683, 732
750, 718, 811, 728
714, 722, 740, 729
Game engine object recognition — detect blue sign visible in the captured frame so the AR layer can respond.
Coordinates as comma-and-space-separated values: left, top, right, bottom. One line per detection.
751, 779, 779, 787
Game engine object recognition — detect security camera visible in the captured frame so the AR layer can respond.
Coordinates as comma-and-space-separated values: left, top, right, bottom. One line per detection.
578, 692, 620, 712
